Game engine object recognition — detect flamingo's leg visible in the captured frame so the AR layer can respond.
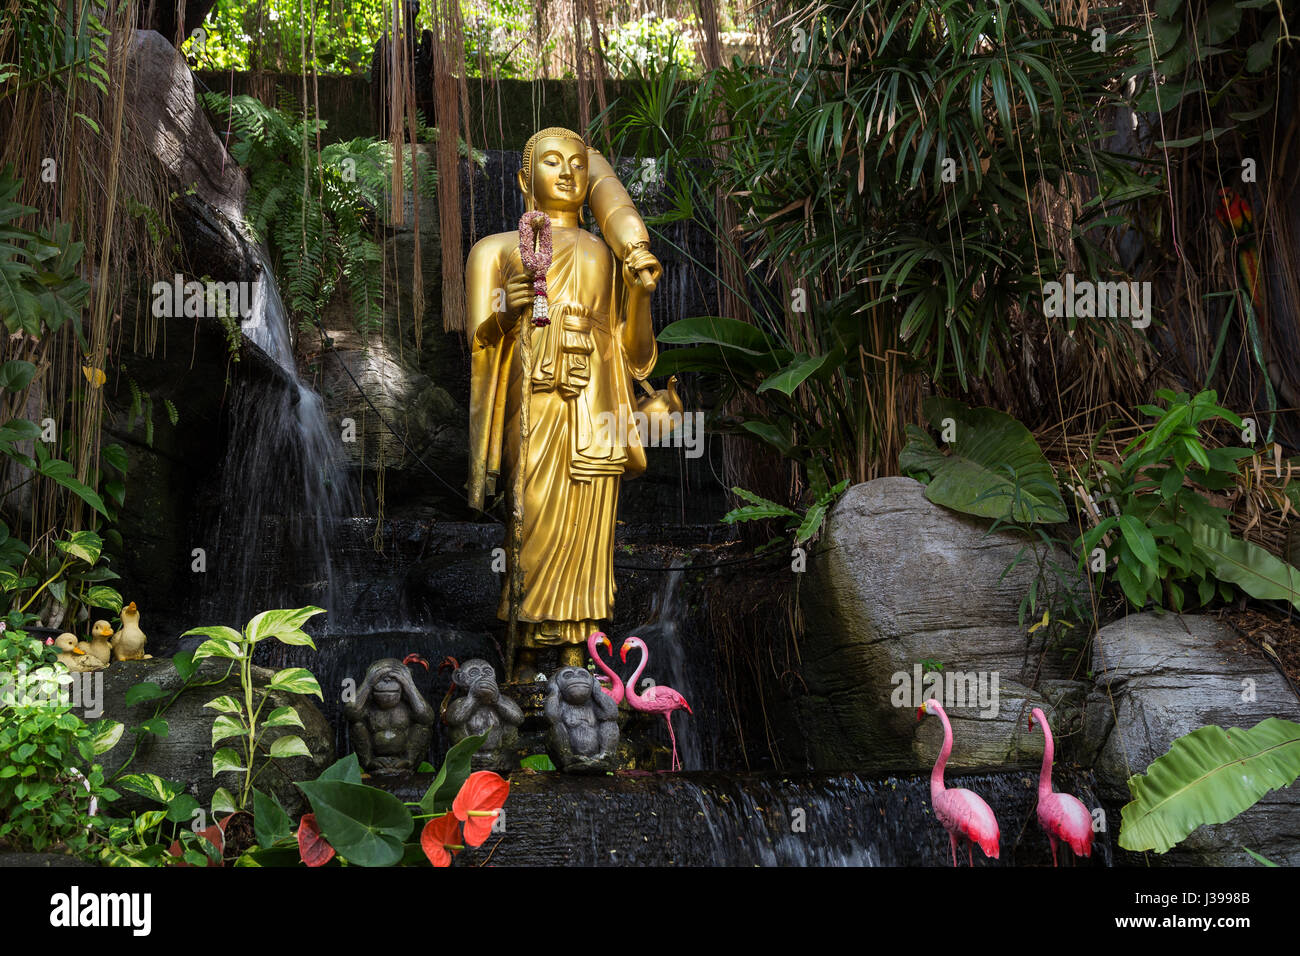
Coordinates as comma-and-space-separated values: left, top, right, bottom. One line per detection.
1050, 836, 1058, 868
665, 713, 680, 771
949, 833, 958, 867
968, 841, 973, 867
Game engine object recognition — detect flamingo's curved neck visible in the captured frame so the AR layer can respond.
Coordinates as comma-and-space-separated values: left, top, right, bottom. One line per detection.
625, 645, 648, 707
1037, 719, 1055, 799
590, 642, 623, 702
931, 704, 953, 795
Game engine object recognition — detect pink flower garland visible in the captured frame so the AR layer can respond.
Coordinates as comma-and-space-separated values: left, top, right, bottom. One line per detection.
518, 211, 552, 327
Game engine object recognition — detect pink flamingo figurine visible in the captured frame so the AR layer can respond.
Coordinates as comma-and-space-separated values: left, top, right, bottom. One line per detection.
1029, 707, 1093, 866
917, 699, 1000, 866
588, 631, 623, 705
620, 636, 692, 771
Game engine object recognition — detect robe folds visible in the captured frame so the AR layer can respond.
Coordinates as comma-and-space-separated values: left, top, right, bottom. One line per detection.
465, 224, 656, 643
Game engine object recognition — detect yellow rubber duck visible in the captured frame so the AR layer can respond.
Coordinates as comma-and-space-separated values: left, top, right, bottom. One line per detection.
48, 633, 107, 672
78, 619, 115, 666
112, 601, 151, 661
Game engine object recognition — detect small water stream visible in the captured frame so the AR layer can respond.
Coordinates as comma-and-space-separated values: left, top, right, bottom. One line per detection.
198, 246, 356, 627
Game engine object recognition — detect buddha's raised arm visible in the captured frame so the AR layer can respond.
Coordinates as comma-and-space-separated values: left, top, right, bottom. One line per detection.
586, 148, 659, 377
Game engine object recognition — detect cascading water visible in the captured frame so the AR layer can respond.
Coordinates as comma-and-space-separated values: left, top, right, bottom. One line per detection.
623, 560, 713, 770
198, 247, 355, 629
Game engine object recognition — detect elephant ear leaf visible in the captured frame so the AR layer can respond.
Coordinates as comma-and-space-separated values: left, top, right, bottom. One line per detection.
1119, 718, 1300, 854
900, 398, 1067, 524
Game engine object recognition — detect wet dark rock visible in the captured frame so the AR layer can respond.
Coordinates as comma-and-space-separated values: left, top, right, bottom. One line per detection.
1084, 612, 1300, 866
433, 769, 1114, 867
98, 658, 334, 817
799, 477, 1087, 774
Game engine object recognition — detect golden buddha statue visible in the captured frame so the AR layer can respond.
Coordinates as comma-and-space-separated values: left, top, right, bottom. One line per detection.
464, 127, 678, 681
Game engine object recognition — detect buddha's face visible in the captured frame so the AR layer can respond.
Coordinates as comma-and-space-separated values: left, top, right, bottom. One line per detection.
521, 136, 587, 214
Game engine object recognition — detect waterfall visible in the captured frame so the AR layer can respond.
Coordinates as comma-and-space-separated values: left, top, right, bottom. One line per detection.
197, 246, 355, 630
624, 560, 717, 770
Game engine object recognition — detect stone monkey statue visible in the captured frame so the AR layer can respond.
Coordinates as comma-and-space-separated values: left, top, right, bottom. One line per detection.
544, 666, 619, 772
445, 658, 523, 766
344, 658, 435, 771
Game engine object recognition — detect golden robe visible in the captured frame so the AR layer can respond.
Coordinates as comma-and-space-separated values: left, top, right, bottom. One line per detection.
465, 225, 656, 644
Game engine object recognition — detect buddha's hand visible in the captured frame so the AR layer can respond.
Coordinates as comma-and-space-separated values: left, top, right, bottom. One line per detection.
623, 245, 662, 293
505, 271, 535, 315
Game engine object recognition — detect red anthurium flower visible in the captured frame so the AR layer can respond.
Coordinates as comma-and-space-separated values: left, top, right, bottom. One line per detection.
420, 813, 463, 867
452, 771, 510, 847
297, 813, 336, 867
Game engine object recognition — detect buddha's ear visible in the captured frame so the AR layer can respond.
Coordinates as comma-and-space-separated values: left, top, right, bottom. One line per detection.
517, 167, 530, 203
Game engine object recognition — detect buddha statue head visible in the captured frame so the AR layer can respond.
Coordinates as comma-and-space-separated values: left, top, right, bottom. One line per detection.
518, 127, 588, 215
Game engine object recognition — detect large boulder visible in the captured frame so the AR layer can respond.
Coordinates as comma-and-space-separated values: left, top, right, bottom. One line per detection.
797, 476, 1087, 773
98, 658, 334, 817
1083, 612, 1300, 866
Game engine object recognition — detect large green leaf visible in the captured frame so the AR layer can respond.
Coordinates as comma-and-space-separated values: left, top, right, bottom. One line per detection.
657, 315, 774, 354
899, 398, 1067, 523
252, 788, 294, 848
1120, 718, 1300, 853
418, 734, 485, 815
757, 353, 828, 396
0, 360, 36, 392
296, 779, 413, 867
244, 606, 324, 647
1188, 520, 1300, 610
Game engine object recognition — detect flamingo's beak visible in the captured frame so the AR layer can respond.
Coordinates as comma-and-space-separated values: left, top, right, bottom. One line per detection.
619, 641, 630, 663
403, 654, 429, 671
916, 706, 925, 721
1027, 714, 1035, 730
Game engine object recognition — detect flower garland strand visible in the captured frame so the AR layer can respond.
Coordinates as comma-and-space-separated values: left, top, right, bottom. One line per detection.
518, 211, 552, 327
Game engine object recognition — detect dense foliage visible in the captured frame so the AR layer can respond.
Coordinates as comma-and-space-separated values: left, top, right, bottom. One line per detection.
614, 0, 1158, 495
200, 93, 393, 334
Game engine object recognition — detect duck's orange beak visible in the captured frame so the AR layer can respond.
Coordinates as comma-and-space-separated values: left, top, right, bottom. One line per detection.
125, 602, 137, 612
72, 646, 85, 655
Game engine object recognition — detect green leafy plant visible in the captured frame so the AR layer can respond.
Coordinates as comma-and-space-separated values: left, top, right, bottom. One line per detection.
611, 0, 1154, 491
97, 773, 224, 867
1131, 0, 1285, 141
199, 94, 394, 335
239, 735, 508, 868
0, 166, 90, 343
721, 477, 850, 549
1076, 389, 1297, 611
0, 608, 123, 856
1119, 717, 1300, 854
0, 527, 124, 629
604, 15, 698, 78
184, 607, 326, 811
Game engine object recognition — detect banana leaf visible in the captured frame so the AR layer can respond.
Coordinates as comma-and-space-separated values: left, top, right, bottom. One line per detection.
1189, 519, 1300, 610
1119, 718, 1300, 853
